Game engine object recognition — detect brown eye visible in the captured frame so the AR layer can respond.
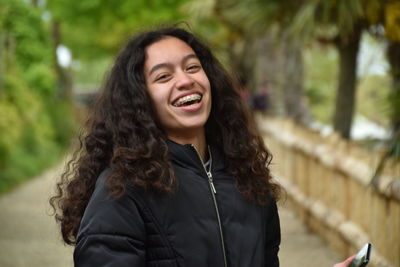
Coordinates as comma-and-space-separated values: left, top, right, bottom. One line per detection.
155, 73, 171, 82
187, 65, 201, 72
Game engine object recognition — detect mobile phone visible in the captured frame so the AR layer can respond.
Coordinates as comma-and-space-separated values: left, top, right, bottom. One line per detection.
349, 243, 372, 267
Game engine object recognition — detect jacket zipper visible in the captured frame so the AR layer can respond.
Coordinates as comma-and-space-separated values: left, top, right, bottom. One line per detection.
191, 145, 228, 267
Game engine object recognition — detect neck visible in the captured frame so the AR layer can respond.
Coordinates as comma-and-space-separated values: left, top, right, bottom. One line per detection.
167, 129, 207, 162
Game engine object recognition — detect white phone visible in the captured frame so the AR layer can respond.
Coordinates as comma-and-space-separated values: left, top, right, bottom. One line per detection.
349, 243, 372, 267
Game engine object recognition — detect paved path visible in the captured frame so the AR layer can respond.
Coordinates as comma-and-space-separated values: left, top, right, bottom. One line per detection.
0, 164, 341, 267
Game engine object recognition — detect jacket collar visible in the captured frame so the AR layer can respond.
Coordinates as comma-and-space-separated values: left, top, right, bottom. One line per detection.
166, 139, 226, 173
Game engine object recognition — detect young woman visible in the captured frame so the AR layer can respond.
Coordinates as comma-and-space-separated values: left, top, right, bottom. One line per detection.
51, 26, 354, 267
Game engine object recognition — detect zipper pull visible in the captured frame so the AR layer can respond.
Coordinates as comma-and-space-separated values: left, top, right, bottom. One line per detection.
207, 172, 217, 194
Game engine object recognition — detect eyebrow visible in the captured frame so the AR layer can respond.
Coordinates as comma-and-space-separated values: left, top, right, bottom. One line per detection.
148, 54, 198, 76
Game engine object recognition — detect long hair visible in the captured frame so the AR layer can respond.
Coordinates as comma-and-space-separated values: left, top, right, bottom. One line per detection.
50, 25, 280, 245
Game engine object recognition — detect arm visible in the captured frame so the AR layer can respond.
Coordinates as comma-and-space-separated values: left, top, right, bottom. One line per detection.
74, 171, 146, 267
74, 234, 146, 267
264, 200, 281, 267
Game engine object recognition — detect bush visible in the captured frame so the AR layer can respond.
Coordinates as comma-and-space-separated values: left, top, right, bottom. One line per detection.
0, 0, 76, 193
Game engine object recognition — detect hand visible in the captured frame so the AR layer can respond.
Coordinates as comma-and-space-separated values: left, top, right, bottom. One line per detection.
333, 255, 356, 267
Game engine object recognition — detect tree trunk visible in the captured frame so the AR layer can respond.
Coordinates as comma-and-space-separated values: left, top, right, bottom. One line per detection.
227, 35, 248, 84
51, 21, 73, 101
333, 26, 362, 139
250, 29, 310, 123
281, 33, 311, 125
0, 32, 5, 99
251, 29, 286, 116
387, 42, 400, 134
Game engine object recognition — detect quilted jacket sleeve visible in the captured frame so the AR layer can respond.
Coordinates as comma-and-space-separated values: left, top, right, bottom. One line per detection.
74, 170, 146, 267
264, 200, 281, 267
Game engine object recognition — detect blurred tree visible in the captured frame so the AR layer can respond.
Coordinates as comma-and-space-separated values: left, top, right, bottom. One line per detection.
0, 0, 76, 192
50, 20, 73, 101
0, 32, 4, 98
185, 0, 311, 124
289, 0, 400, 184
291, 0, 400, 140
357, 1, 400, 171
379, 1, 400, 172
385, 1, 400, 134
290, 0, 369, 139
44, 0, 189, 99
387, 43, 400, 133
217, 0, 313, 124
45, 0, 188, 60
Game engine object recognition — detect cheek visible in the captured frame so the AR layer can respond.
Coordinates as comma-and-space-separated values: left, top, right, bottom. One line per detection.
150, 95, 163, 112
146, 84, 161, 105
201, 73, 211, 92
148, 90, 170, 116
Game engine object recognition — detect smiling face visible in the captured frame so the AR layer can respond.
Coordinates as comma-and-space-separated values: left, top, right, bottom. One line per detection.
144, 36, 212, 141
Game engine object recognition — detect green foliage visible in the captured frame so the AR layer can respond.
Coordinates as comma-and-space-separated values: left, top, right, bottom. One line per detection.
46, 0, 189, 59
0, 67, 64, 193
305, 42, 392, 128
25, 63, 57, 96
0, 99, 23, 163
0, 139, 63, 193
1, 0, 52, 69
290, 0, 365, 40
0, 0, 76, 193
357, 75, 391, 126
46, 99, 77, 146
304, 44, 338, 124
73, 57, 112, 89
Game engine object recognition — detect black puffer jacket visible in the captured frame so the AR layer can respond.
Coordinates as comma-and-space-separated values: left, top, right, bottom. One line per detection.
74, 141, 280, 267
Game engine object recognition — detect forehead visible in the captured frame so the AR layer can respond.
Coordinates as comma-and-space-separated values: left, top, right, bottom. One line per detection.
144, 37, 196, 67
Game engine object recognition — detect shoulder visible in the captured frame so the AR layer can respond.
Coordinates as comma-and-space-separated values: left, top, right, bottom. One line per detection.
265, 198, 279, 219
77, 168, 146, 241
74, 169, 148, 266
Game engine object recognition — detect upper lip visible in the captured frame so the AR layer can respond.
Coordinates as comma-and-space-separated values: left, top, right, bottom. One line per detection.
171, 90, 203, 105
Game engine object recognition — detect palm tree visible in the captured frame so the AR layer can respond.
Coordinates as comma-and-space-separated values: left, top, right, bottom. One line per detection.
290, 0, 368, 138
185, 0, 312, 124
385, 1, 400, 134
374, 1, 400, 179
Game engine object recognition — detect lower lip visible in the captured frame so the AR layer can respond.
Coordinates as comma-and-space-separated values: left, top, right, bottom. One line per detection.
174, 99, 203, 112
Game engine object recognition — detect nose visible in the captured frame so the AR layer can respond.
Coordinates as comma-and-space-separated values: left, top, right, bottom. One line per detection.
175, 71, 194, 90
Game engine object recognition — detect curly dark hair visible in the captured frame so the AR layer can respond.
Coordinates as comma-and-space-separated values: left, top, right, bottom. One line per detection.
50, 25, 281, 245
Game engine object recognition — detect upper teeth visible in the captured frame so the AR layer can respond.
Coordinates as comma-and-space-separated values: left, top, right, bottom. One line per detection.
173, 94, 202, 107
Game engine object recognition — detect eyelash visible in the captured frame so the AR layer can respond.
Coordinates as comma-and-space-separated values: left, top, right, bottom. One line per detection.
155, 74, 170, 81
187, 65, 201, 72
154, 65, 201, 82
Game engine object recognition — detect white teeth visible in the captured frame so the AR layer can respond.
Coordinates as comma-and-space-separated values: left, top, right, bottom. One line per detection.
173, 94, 202, 107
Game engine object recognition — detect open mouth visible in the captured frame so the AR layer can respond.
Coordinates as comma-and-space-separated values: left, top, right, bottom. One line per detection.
172, 93, 202, 107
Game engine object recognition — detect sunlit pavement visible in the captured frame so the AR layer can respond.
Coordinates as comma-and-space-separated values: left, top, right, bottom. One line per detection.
0, 164, 340, 267
0, 165, 73, 267
279, 204, 341, 266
